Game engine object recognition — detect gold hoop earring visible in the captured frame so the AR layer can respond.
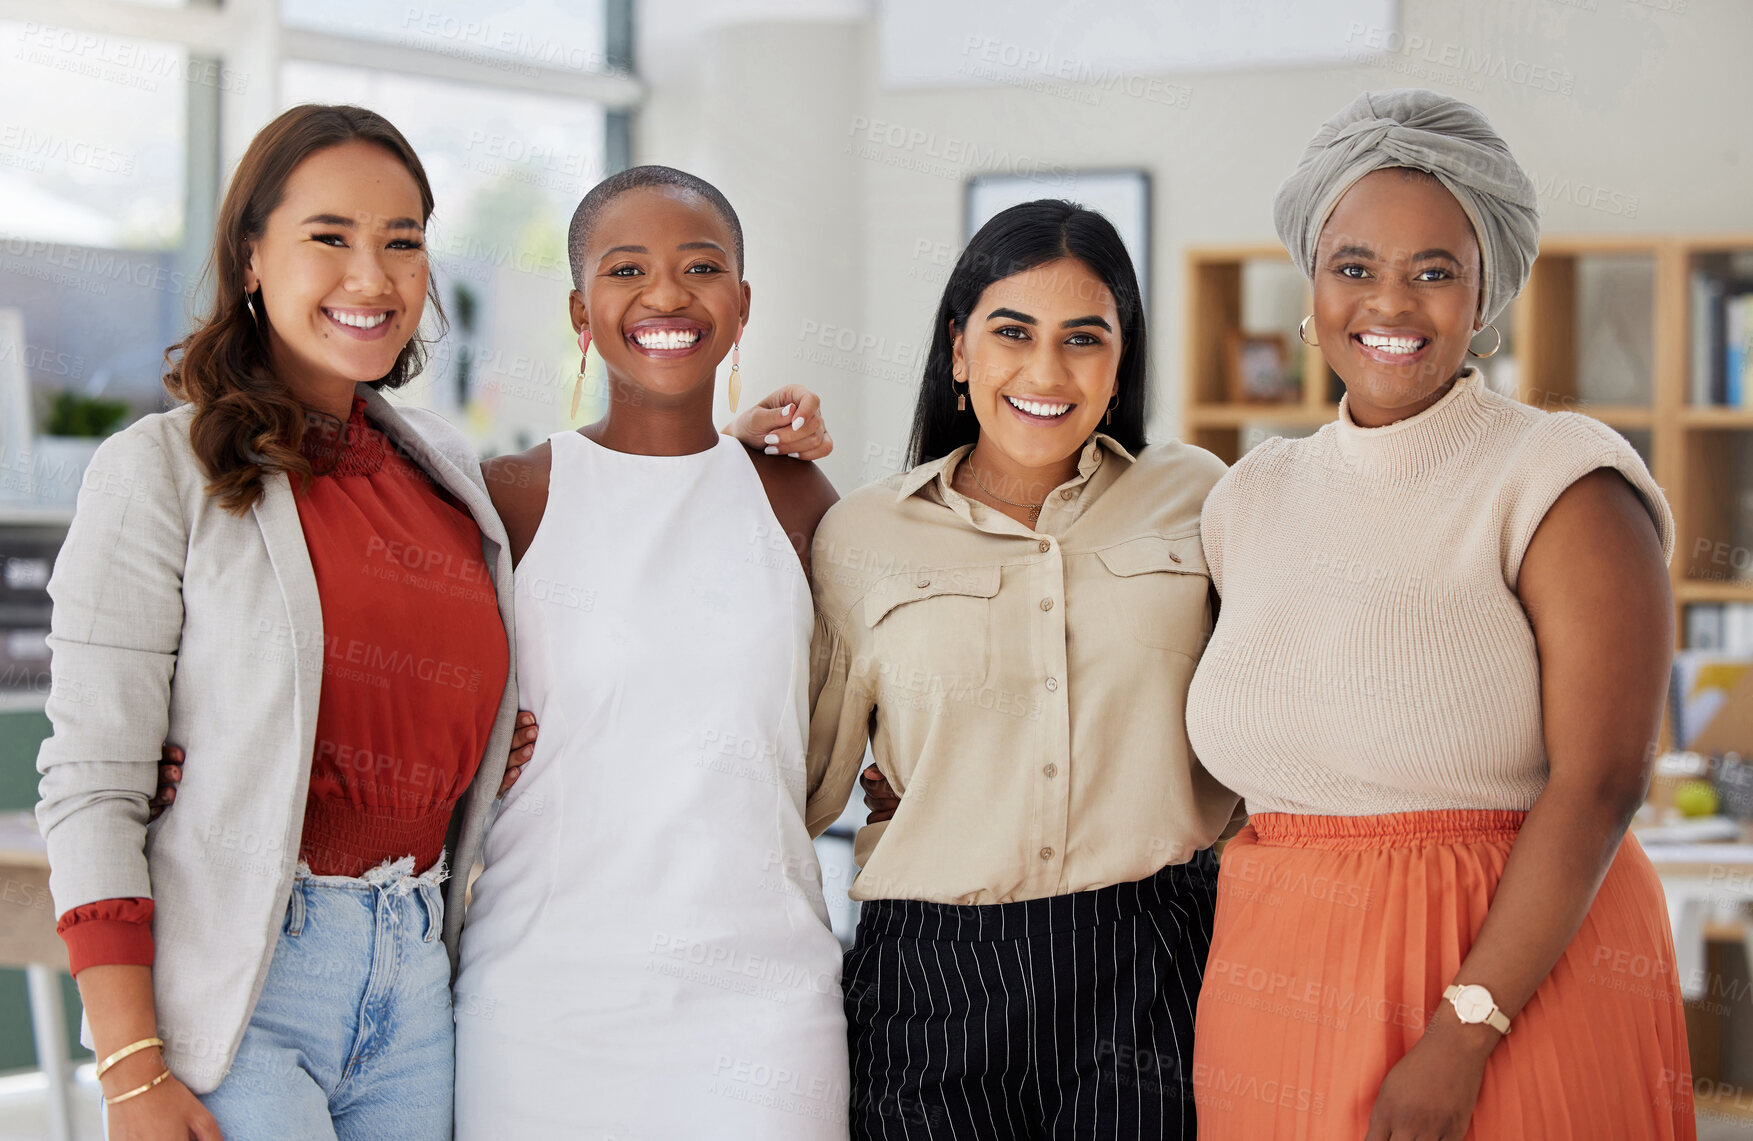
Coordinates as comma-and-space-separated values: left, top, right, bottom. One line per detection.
1298, 315, 1318, 347
1467, 323, 1502, 359
1106, 393, 1118, 425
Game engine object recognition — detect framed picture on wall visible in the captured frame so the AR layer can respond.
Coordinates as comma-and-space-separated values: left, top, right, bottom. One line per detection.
965, 170, 1151, 307
1226, 331, 1298, 403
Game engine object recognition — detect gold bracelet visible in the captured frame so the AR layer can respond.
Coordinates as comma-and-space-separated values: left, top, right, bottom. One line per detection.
95, 1036, 164, 1080
104, 1068, 172, 1106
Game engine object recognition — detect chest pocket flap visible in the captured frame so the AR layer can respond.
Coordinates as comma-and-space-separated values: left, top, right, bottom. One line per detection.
864, 564, 1003, 628
1094, 533, 1208, 579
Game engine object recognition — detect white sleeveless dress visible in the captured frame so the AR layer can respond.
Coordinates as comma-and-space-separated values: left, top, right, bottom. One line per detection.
454, 431, 849, 1141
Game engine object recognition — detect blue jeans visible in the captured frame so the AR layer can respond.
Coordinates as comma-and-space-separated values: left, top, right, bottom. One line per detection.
195, 857, 454, 1141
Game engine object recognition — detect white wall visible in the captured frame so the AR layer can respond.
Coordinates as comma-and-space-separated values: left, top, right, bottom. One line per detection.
639, 0, 1753, 491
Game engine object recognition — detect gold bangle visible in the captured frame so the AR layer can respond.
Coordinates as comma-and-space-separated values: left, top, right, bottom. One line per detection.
95, 1036, 164, 1080
104, 1068, 172, 1106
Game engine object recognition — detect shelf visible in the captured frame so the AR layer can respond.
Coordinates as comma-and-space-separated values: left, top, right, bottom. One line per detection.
1697, 1085, 1753, 1122
1676, 581, 1753, 605
0, 689, 48, 715
1682, 407, 1753, 429
1186, 403, 1336, 428
0, 505, 73, 528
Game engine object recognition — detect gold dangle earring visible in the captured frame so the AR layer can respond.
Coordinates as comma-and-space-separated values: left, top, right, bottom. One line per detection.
570, 329, 592, 420
1106, 393, 1118, 424
727, 322, 743, 413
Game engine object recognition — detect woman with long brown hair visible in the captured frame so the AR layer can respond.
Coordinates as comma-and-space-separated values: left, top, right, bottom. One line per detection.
34, 104, 822, 1140
33, 103, 516, 1140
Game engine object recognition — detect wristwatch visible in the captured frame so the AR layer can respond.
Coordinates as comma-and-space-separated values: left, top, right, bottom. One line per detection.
1444, 983, 1511, 1035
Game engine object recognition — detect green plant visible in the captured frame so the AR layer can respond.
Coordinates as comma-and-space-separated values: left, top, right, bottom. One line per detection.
44, 391, 130, 438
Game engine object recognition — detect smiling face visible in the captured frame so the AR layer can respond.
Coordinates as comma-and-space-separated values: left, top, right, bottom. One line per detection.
1312, 168, 1484, 426
953, 257, 1123, 473
244, 140, 429, 405
571, 185, 749, 403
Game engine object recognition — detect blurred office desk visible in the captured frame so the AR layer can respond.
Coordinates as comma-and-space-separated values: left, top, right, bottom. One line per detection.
1643, 842, 1753, 1006
0, 811, 73, 1141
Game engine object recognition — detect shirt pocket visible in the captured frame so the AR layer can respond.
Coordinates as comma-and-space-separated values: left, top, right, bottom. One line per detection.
1094, 534, 1212, 658
862, 564, 1001, 689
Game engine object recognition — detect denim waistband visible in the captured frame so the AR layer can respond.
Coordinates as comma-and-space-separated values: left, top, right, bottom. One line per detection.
285, 853, 448, 943
855, 851, 1218, 943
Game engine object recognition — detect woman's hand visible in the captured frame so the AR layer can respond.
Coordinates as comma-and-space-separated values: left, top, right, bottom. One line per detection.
500, 712, 536, 797
859, 764, 901, 824
724, 385, 832, 460
104, 1066, 223, 1140
1363, 1019, 1493, 1141
149, 745, 183, 822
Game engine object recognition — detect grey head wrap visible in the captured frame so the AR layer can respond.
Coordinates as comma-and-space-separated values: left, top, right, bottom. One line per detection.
1272, 89, 1539, 324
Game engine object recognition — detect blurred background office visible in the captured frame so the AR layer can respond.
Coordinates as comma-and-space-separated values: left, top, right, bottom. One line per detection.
2, 1, 1752, 1137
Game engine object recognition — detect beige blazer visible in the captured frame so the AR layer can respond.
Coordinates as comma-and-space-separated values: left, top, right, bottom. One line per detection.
34, 384, 518, 1093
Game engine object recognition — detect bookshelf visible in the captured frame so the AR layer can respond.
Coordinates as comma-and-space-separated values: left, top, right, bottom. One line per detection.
1182, 235, 1753, 645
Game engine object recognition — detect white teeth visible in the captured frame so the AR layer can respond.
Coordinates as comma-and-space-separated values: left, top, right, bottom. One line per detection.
1005, 395, 1072, 418
1358, 333, 1425, 355
327, 310, 389, 329
633, 329, 700, 350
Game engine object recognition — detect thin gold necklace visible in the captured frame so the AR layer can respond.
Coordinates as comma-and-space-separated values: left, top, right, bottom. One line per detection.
965, 463, 1045, 523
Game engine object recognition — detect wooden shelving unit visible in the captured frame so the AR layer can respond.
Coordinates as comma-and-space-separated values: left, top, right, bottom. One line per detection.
1183, 235, 1753, 644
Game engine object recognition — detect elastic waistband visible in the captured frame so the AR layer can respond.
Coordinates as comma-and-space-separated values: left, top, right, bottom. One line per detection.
299, 797, 455, 879
855, 852, 1217, 943
1246, 810, 1527, 849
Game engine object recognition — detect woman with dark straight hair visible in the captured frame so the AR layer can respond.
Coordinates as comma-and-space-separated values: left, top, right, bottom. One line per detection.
805, 199, 1239, 1139
906, 200, 1150, 465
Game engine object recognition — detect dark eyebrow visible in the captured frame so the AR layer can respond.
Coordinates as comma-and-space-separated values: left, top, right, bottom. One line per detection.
677, 241, 725, 253
1412, 248, 1462, 264
1331, 243, 1375, 260
301, 213, 422, 231
601, 244, 649, 258
986, 307, 1036, 325
1060, 315, 1112, 332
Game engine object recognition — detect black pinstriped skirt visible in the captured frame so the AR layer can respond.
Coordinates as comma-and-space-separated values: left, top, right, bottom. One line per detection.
843, 851, 1220, 1140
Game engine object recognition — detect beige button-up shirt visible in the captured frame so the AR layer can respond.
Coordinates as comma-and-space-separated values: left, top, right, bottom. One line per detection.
805, 433, 1240, 905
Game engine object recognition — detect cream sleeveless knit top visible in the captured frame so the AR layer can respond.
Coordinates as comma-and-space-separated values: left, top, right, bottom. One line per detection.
1185, 370, 1673, 817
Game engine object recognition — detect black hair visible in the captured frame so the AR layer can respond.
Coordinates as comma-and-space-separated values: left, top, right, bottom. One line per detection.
906, 199, 1149, 467
566, 164, 745, 288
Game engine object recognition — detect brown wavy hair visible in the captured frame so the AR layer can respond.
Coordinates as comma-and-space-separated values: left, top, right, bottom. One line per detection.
164, 104, 444, 513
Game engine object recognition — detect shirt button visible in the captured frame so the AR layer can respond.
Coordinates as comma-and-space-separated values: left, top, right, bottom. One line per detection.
1040, 847, 1055, 861
1045, 677, 1058, 692
1043, 763, 1058, 778
916, 577, 930, 589
1040, 598, 1053, 612
1169, 552, 1182, 564
1059, 489, 1075, 500
1038, 540, 1051, 553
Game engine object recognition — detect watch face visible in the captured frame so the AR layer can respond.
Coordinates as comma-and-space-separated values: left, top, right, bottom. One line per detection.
1453, 984, 1495, 1023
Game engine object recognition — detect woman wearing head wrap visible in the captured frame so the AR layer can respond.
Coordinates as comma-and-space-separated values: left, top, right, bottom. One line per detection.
1186, 90, 1694, 1139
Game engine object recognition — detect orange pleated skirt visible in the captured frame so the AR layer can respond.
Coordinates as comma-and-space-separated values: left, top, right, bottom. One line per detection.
1192, 810, 1695, 1140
